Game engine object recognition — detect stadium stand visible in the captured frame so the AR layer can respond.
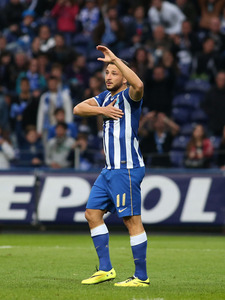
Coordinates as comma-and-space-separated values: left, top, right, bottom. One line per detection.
0, 0, 225, 170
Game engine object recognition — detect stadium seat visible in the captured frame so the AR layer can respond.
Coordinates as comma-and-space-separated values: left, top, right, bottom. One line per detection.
178, 63, 191, 77
171, 107, 191, 125
209, 136, 221, 168
121, 15, 134, 27
171, 135, 189, 151
180, 123, 195, 136
170, 150, 184, 168
184, 79, 211, 93
209, 136, 221, 150
73, 33, 92, 46
190, 109, 208, 124
172, 93, 200, 109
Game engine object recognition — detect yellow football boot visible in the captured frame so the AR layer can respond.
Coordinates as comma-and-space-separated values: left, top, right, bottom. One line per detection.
114, 276, 150, 287
81, 268, 116, 285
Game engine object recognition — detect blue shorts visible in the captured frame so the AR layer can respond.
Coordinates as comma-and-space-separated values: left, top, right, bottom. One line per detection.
86, 167, 145, 218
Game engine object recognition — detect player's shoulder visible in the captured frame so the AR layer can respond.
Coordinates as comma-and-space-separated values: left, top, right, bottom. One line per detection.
94, 90, 111, 106
122, 87, 143, 105
95, 90, 110, 100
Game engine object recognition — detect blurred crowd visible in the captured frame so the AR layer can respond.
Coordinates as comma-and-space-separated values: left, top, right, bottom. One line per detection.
0, 0, 225, 170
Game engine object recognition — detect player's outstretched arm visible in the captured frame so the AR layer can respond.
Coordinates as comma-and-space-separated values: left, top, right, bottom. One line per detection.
96, 45, 144, 101
73, 98, 124, 120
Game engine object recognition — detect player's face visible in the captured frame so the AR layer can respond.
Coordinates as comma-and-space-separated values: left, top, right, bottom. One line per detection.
105, 64, 126, 92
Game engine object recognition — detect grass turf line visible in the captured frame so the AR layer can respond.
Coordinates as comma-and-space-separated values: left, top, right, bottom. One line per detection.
0, 234, 224, 300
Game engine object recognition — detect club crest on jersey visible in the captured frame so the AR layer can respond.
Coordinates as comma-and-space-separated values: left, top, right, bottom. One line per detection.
115, 96, 119, 105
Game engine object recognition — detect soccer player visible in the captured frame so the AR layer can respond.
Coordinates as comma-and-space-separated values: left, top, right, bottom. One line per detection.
73, 45, 149, 287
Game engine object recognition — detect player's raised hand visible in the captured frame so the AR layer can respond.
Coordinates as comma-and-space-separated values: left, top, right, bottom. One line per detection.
96, 45, 117, 63
102, 99, 124, 120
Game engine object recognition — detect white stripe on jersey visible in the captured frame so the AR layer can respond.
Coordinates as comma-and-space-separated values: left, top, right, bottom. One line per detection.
134, 137, 145, 167
102, 93, 111, 106
104, 121, 111, 169
114, 119, 121, 169
123, 93, 133, 169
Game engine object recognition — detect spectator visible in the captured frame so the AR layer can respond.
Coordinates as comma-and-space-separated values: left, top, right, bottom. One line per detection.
51, 0, 79, 45
45, 121, 75, 169
66, 54, 90, 103
184, 124, 213, 168
50, 63, 69, 92
124, 5, 152, 47
198, 0, 225, 30
37, 52, 51, 79
206, 17, 225, 52
217, 125, 225, 170
171, 20, 200, 76
202, 71, 225, 136
10, 51, 28, 90
0, 126, 15, 169
10, 77, 31, 130
172, 20, 200, 55
70, 129, 95, 170
48, 33, 76, 67
148, 0, 186, 35
82, 75, 104, 136
0, 36, 7, 56
16, 58, 46, 94
36, 76, 73, 144
0, 50, 15, 92
93, 70, 105, 90
93, 6, 125, 54
30, 37, 41, 58
21, 10, 36, 38
18, 9, 37, 53
30, 0, 56, 17
83, 74, 104, 100
191, 37, 219, 83
139, 112, 179, 168
78, 0, 101, 36
38, 24, 55, 53
15, 124, 44, 167
97, 0, 119, 12
0, 92, 10, 132
147, 25, 174, 61
143, 65, 176, 115
130, 47, 149, 81
1, 0, 25, 30
175, 0, 198, 29
48, 107, 78, 139
23, 92, 41, 133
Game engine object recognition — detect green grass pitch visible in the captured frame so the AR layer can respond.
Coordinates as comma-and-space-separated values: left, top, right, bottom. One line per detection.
0, 233, 225, 300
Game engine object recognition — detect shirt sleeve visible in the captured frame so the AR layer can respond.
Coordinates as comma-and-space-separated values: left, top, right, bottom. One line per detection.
94, 91, 109, 106
123, 88, 143, 107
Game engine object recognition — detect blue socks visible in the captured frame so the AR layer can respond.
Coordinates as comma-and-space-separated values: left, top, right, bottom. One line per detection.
91, 224, 112, 271
130, 232, 148, 281
91, 224, 148, 279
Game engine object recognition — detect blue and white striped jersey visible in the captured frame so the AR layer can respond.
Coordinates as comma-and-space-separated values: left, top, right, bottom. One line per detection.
94, 88, 144, 170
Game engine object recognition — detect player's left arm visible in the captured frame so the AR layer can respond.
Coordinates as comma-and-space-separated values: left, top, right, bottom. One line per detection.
97, 45, 144, 102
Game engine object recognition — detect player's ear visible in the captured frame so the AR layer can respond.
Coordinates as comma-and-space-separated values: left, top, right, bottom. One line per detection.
123, 77, 128, 85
